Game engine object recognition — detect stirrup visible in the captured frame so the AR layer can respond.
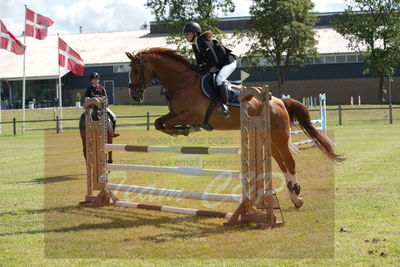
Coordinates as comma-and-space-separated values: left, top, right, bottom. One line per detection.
218, 105, 230, 118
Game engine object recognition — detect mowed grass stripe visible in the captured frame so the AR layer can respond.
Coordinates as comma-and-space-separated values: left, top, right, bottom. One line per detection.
0, 105, 399, 265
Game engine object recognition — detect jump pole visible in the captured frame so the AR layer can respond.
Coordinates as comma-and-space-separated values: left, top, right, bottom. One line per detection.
104, 144, 240, 154
81, 87, 283, 228
223, 85, 283, 228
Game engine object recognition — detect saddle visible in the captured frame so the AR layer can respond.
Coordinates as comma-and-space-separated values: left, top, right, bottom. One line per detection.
195, 73, 242, 131
200, 73, 242, 107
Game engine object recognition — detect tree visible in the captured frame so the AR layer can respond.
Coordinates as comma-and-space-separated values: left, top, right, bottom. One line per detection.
333, 0, 400, 103
145, 0, 235, 59
243, 0, 318, 96
140, 22, 148, 30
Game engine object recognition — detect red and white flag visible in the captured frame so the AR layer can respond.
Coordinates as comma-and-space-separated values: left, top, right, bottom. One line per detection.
25, 7, 53, 40
0, 20, 26, 55
58, 37, 85, 76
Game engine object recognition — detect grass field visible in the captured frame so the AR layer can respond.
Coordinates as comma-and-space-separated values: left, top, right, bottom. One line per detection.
0, 104, 399, 266
0, 104, 399, 135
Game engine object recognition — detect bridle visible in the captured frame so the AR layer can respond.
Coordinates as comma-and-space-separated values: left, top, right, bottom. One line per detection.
128, 53, 197, 105
128, 55, 149, 94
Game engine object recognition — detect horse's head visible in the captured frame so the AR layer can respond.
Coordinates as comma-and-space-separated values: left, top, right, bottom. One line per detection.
125, 51, 155, 103
126, 48, 193, 103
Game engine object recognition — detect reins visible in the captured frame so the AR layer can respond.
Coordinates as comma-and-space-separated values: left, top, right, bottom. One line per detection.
128, 54, 199, 113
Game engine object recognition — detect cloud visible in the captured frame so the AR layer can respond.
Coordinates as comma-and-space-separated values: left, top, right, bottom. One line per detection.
51, 0, 153, 33
0, 0, 57, 35
0, 0, 347, 36
224, 0, 347, 18
0, 0, 153, 35
228, 0, 252, 17
313, 0, 347, 12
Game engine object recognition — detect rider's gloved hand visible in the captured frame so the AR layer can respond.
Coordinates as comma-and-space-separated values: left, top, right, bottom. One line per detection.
191, 64, 203, 71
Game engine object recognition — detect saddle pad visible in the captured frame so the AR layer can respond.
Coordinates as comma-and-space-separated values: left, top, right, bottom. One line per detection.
200, 73, 241, 107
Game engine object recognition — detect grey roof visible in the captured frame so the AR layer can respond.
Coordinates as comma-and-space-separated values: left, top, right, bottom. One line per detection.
315, 27, 353, 54
0, 27, 352, 80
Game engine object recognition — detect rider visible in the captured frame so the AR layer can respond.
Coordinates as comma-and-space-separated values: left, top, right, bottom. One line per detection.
183, 21, 237, 118
85, 72, 119, 137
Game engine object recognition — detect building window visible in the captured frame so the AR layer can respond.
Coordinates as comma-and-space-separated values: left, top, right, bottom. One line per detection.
113, 64, 129, 73
315, 56, 325, 64
325, 56, 335, 63
347, 55, 357, 63
240, 53, 364, 67
305, 57, 314, 64
336, 55, 346, 63
357, 54, 365, 62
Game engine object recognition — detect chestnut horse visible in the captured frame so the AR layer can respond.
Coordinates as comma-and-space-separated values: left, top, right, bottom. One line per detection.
79, 110, 114, 164
125, 47, 343, 209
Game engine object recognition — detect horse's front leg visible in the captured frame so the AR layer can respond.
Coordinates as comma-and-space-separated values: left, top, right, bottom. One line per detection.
154, 112, 175, 130
162, 111, 201, 136
155, 112, 201, 136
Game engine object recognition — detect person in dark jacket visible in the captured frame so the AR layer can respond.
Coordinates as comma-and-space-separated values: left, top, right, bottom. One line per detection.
183, 21, 237, 118
85, 72, 119, 137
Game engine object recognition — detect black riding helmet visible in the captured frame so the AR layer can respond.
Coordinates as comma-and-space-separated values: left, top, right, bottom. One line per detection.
90, 72, 100, 79
182, 21, 202, 33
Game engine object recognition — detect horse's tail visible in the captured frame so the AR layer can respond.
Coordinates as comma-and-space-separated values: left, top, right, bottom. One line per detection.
281, 98, 345, 162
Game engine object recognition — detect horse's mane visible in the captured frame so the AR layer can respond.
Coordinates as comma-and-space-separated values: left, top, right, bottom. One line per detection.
134, 47, 191, 67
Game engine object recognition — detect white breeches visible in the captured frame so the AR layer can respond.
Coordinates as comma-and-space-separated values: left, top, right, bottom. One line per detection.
106, 108, 116, 121
216, 60, 237, 86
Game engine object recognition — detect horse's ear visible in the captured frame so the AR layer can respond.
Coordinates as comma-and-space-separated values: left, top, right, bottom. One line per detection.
125, 52, 134, 60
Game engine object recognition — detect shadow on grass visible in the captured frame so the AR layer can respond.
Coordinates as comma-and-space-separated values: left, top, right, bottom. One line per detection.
7, 174, 83, 185
31, 174, 83, 184
0, 204, 254, 240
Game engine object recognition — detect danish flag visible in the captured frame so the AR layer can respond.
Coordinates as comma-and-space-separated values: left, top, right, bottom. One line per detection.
58, 37, 85, 76
25, 7, 53, 40
0, 20, 26, 55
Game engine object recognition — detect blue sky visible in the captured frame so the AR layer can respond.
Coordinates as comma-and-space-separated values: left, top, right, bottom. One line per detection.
0, 0, 347, 35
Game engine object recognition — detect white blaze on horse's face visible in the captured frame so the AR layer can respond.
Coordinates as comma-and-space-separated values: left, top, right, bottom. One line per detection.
128, 64, 132, 85
129, 59, 145, 103
128, 64, 132, 100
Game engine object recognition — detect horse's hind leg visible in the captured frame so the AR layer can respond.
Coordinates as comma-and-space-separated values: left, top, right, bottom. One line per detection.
272, 135, 304, 209
281, 150, 304, 209
80, 128, 87, 161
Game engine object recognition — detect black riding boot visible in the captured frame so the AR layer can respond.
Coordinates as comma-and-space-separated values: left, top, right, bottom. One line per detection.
218, 82, 231, 118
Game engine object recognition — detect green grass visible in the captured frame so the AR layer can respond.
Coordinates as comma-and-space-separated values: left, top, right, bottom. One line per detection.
0, 105, 170, 135
0, 105, 399, 266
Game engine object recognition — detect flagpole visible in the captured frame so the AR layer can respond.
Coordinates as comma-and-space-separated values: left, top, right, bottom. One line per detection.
55, 29, 58, 99
57, 33, 63, 132
22, 5, 27, 133
0, 83, 2, 135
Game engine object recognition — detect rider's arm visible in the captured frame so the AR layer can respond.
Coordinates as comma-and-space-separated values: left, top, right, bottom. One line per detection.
192, 44, 203, 65
199, 38, 219, 70
102, 86, 108, 98
85, 87, 92, 98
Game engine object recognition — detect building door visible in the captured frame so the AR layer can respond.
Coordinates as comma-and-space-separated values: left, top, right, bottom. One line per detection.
103, 80, 114, 104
